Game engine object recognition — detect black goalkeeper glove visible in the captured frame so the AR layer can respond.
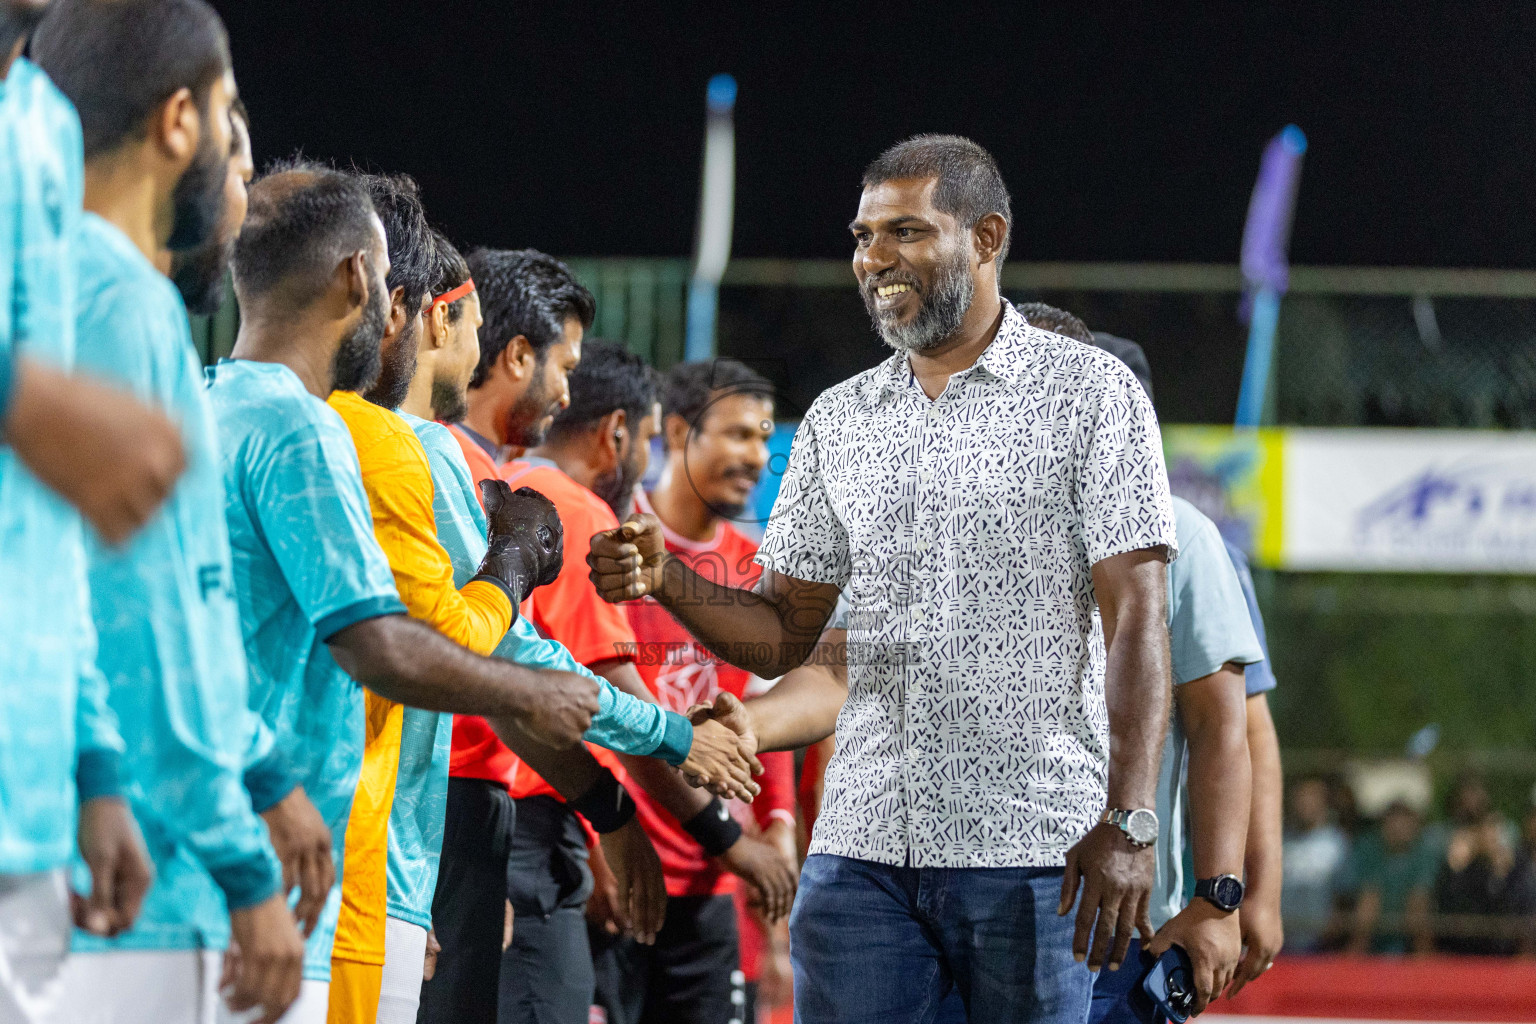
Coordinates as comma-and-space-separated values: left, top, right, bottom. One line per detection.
473, 480, 564, 606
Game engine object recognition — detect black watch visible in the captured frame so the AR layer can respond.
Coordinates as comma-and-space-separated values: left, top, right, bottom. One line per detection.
1194, 874, 1245, 912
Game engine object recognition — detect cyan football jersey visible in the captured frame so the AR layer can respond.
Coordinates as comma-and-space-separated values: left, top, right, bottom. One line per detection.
385, 413, 473, 928
207, 357, 406, 981
70, 215, 280, 953
0, 58, 122, 877
384, 414, 695, 927
1150, 496, 1265, 929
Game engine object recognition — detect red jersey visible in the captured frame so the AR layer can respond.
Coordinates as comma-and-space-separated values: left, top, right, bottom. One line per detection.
626, 491, 796, 897
444, 423, 518, 786
499, 458, 633, 802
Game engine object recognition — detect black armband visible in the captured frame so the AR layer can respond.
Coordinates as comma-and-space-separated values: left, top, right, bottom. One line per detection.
681, 799, 744, 857
568, 768, 636, 834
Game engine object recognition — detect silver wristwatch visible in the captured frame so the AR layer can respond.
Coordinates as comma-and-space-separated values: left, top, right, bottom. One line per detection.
1102, 807, 1159, 848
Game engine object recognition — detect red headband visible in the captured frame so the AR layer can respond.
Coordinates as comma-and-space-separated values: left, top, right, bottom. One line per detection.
430, 278, 476, 308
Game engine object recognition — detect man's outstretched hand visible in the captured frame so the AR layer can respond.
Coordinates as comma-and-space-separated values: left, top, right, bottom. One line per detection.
681, 693, 763, 802
1058, 822, 1155, 973
587, 514, 669, 603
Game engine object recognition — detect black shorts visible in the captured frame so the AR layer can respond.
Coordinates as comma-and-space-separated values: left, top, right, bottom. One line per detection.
590, 893, 743, 1024
418, 777, 517, 1024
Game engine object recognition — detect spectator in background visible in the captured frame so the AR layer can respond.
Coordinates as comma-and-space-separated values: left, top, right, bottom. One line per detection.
1433, 808, 1526, 955
1330, 777, 1362, 840
1282, 777, 1349, 952
1426, 774, 1519, 859
1342, 802, 1437, 954
1511, 800, 1536, 954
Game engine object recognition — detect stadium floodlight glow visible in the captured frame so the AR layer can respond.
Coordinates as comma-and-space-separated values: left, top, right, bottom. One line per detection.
685, 73, 737, 362
1235, 124, 1306, 429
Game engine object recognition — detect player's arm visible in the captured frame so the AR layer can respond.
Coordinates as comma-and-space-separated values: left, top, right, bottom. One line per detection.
2, 354, 185, 543
592, 658, 718, 818
488, 716, 666, 944
494, 623, 759, 801
1147, 664, 1250, 1013
1227, 691, 1283, 997
71, 607, 151, 939
736, 749, 800, 922
358, 433, 511, 654
251, 419, 597, 748
240, 709, 332, 938
326, 614, 597, 749
595, 657, 791, 910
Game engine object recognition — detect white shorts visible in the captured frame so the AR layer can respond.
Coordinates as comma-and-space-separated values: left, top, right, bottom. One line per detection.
377, 918, 428, 1024
55, 948, 221, 1024
214, 979, 329, 1024
0, 871, 69, 1024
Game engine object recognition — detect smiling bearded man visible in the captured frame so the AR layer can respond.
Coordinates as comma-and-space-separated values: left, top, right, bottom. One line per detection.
588, 134, 1181, 1024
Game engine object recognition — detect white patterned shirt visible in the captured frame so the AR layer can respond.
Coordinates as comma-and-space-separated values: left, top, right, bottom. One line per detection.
757, 302, 1178, 868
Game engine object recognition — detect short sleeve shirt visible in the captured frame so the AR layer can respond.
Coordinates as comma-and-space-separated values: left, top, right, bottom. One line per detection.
1225, 539, 1277, 696
207, 358, 404, 980
756, 303, 1178, 869
1150, 496, 1264, 928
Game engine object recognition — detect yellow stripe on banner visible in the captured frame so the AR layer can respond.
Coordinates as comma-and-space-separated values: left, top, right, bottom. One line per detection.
1161, 424, 1286, 569
1254, 427, 1285, 569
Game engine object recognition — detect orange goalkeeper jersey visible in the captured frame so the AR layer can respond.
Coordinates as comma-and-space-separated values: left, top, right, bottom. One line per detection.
326, 391, 512, 968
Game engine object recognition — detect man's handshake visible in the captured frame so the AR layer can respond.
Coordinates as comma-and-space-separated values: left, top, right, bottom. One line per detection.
680, 693, 762, 802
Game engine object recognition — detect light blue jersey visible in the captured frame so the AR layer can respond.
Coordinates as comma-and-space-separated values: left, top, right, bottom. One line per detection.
208, 358, 407, 980
1225, 540, 1277, 698
388, 415, 693, 929
70, 214, 280, 953
384, 414, 473, 929
383, 416, 696, 928
0, 58, 123, 876
1149, 496, 1265, 928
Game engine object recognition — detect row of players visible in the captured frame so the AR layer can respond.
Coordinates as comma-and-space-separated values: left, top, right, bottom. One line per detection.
0, 2, 781, 1022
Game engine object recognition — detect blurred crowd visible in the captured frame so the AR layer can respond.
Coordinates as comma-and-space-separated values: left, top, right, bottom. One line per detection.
1282, 774, 1536, 956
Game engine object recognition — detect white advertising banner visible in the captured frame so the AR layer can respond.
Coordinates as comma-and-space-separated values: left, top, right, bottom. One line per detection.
1281, 428, 1536, 572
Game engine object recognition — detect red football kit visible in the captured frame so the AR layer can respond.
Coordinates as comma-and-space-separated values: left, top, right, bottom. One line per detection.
625, 490, 796, 898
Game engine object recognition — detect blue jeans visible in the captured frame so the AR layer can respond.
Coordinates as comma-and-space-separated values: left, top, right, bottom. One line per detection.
789, 854, 1094, 1024
1086, 938, 1144, 1024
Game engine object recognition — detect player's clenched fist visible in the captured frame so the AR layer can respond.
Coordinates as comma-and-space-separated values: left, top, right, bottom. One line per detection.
519, 668, 601, 748
588, 513, 669, 602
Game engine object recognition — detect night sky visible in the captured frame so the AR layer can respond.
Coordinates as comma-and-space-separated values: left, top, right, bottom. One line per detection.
213, 2, 1536, 269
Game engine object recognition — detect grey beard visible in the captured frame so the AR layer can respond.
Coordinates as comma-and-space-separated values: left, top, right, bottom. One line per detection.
868, 253, 975, 354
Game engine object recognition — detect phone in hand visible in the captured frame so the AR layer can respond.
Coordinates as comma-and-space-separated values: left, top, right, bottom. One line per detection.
1131, 944, 1195, 1024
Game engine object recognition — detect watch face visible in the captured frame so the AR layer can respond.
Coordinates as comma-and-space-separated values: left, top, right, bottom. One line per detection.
1212, 875, 1245, 909
1126, 808, 1159, 845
